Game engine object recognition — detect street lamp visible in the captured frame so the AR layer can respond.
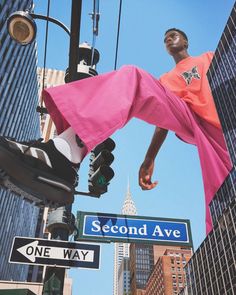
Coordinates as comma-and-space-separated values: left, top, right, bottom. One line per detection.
7, 11, 37, 45
7, 10, 70, 45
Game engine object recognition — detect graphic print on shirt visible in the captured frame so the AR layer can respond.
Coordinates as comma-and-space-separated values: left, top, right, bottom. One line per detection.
181, 66, 201, 85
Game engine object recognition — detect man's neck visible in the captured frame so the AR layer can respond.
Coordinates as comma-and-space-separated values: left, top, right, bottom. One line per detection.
173, 50, 190, 64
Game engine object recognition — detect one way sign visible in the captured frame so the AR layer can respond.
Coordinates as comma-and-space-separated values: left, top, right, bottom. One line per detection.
9, 236, 100, 269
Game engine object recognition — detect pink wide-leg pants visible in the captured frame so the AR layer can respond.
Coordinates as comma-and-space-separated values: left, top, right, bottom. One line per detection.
43, 65, 232, 234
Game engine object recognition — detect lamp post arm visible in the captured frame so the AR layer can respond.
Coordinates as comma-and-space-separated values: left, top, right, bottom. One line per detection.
30, 13, 71, 36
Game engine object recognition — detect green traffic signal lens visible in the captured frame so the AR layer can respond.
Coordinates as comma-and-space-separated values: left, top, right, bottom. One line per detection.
91, 165, 114, 187
97, 175, 107, 185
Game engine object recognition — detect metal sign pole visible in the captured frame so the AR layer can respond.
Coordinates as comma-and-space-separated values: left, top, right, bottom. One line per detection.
42, 1, 82, 294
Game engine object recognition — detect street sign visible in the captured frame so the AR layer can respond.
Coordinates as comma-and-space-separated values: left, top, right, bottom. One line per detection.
76, 211, 193, 247
9, 236, 100, 269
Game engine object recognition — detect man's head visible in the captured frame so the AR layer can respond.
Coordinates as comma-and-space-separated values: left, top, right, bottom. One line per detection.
164, 28, 188, 56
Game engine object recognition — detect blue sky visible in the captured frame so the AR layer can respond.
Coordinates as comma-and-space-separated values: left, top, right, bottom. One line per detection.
33, 1, 235, 294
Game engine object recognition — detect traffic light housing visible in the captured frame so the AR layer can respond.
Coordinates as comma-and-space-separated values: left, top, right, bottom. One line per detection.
88, 138, 115, 196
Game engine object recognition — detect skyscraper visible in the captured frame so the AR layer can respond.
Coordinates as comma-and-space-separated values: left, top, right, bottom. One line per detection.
129, 243, 154, 295
0, 0, 40, 281
129, 243, 192, 295
185, 3, 236, 294
207, 2, 236, 165
113, 182, 137, 295
118, 257, 131, 295
145, 248, 192, 295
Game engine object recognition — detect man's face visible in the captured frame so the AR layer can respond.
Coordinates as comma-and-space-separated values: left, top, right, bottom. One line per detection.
164, 30, 188, 55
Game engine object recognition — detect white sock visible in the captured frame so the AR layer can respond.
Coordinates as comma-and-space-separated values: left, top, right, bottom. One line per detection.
52, 127, 87, 164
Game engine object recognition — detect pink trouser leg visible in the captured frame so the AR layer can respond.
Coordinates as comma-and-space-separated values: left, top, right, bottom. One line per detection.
43, 65, 232, 234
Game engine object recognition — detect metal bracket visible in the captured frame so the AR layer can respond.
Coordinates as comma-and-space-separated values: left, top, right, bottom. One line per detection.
36, 106, 48, 114
75, 190, 101, 198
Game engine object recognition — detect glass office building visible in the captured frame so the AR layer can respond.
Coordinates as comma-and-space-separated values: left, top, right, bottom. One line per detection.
118, 257, 131, 295
129, 244, 192, 295
207, 2, 236, 165
185, 202, 235, 294
130, 243, 154, 295
0, 0, 40, 281
185, 3, 236, 294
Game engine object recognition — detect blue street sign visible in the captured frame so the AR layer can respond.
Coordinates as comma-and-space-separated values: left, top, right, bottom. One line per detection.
76, 211, 192, 247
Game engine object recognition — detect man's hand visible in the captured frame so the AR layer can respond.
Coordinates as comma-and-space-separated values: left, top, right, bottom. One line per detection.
139, 127, 167, 190
139, 158, 158, 190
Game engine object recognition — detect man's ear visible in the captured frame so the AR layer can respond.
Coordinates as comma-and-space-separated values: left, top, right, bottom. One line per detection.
184, 40, 188, 49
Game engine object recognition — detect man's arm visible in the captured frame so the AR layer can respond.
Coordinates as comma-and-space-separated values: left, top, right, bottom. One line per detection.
139, 127, 168, 190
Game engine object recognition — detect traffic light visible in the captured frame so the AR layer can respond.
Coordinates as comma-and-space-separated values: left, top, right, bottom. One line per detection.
88, 138, 115, 196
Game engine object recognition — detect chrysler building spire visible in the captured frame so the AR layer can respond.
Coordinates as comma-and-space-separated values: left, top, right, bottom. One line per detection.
113, 180, 137, 295
122, 178, 137, 216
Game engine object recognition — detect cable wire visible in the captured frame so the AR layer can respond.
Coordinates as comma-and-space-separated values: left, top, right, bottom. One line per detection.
114, 0, 123, 70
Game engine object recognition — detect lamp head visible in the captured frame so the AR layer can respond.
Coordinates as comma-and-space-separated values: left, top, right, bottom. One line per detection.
7, 11, 36, 45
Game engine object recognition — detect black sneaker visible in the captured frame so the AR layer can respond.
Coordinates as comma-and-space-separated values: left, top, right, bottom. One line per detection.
0, 137, 79, 208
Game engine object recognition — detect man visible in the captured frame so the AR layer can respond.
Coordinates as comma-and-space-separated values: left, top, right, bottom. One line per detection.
139, 29, 226, 189
0, 29, 232, 232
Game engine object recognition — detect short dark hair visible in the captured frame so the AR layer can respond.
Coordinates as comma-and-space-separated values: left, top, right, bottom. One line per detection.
165, 28, 188, 41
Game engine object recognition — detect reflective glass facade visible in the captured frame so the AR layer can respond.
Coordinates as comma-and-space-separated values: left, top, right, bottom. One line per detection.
210, 166, 236, 225
207, 3, 236, 164
0, 0, 40, 281
130, 243, 154, 294
186, 3, 236, 294
186, 200, 236, 294
118, 257, 131, 295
